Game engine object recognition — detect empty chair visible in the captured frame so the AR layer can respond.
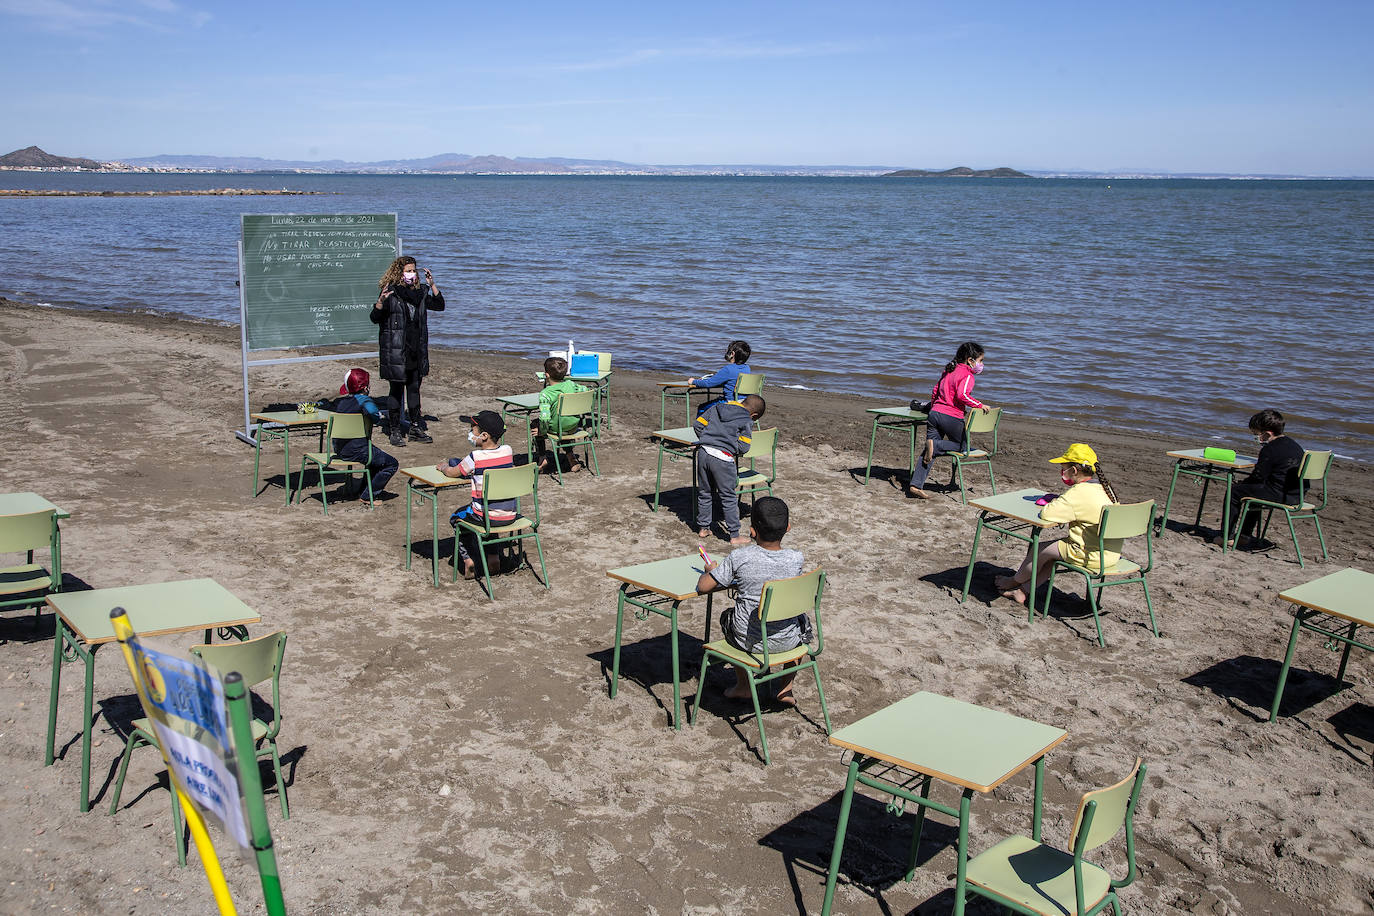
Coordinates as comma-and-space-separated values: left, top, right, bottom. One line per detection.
963, 758, 1148, 916
0, 508, 60, 620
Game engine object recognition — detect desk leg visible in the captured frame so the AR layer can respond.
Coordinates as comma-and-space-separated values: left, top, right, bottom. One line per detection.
659, 390, 667, 430
1195, 475, 1211, 530
652, 443, 666, 512
45, 617, 66, 766
282, 431, 292, 505
904, 774, 933, 881
1032, 756, 1046, 841
952, 789, 973, 916
820, 757, 862, 916
405, 479, 414, 570
1157, 462, 1183, 537
1336, 622, 1358, 684
1027, 529, 1044, 624
1269, 611, 1305, 722
863, 417, 879, 484
430, 488, 441, 588
79, 646, 96, 812
669, 603, 682, 730
907, 420, 917, 476
1221, 472, 1235, 543
959, 515, 986, 603
610, 589, 626, 698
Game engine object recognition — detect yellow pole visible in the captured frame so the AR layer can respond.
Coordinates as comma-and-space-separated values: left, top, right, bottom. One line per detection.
110, 608, 237, 916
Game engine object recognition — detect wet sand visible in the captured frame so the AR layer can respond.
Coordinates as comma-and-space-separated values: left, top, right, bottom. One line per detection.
1, 299, 1371, 914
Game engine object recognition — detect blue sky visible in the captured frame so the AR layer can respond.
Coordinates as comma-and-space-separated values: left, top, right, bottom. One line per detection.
1, 0, 1371, 174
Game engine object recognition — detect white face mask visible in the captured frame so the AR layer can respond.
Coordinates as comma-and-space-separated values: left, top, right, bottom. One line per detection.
466, 431, 479, 445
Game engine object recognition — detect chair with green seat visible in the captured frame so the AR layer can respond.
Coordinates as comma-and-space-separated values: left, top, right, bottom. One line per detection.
108, 632, 289, 866
963, 758, 1147, 916
1229, 449, 1333, 569
1042, 500, 1158, 647
734, 372, 765, 397
292, 412, 373, 514
736, 427, 778, 510
690, 568, 830, 765
945, 406, 1002, 503
453, 463, 550, 600
0, 508, 60, 620
546, 388, 600, 485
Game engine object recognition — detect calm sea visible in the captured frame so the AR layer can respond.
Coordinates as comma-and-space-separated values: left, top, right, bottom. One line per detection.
2, 173, 1371, 460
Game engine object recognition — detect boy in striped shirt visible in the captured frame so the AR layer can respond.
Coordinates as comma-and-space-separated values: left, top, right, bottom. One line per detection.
438, 410, 516, 579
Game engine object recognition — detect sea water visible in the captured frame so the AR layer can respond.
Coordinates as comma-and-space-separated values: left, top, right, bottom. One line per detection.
1, 172, 1370, 460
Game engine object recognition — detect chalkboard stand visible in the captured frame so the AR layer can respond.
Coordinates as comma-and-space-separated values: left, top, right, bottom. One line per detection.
233, 216, 400, 445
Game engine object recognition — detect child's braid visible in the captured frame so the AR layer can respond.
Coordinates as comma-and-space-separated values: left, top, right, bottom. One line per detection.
1093, 461, 1120, 503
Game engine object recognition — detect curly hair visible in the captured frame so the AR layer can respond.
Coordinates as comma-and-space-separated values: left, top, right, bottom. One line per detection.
378, 255, 417, 291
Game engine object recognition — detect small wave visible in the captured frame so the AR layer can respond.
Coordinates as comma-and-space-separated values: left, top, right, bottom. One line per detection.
780, 383, 813, 390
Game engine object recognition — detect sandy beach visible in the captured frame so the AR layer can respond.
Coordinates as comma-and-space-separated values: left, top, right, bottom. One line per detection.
1, 298, 1371, 915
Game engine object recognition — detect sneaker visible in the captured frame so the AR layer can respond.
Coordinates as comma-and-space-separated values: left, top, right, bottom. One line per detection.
389, 431, 407, 448
408, 425, 433, 444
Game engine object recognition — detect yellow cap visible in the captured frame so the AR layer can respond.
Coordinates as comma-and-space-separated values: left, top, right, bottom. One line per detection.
1049, 443, 1098, 466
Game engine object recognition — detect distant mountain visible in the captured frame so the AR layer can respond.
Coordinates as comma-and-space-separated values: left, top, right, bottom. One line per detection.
0, 145, 107, 169
882, 166, 1030, 178
120, 152, 579, 173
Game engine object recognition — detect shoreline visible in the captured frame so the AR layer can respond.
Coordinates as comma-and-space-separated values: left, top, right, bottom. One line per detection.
0, 188, 326, 197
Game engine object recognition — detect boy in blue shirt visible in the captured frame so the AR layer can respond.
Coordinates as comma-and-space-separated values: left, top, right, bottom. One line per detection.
688, 339, 751, 415
333, 368, 399, 502
695, 394, 766, 545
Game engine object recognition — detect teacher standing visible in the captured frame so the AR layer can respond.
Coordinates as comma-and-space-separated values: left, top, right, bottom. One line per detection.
371, 255, 445, 447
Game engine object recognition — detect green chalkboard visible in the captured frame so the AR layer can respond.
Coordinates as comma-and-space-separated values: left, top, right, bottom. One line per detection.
240, 213, 398, 351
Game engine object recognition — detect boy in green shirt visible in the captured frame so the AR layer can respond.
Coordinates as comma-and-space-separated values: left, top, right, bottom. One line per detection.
535, 356, 589, 472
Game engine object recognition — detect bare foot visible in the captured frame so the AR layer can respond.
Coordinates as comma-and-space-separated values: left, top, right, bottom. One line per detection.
1000, 587, 1028, 606
906, 486, 930, 499
729, 536, 752, 547
461, 561, 477, 580
723, 685, 752, 700
698, 528, 711, 539
922, 438, 935, 465
774, 690, 797, 708
993, 574, 1019, 591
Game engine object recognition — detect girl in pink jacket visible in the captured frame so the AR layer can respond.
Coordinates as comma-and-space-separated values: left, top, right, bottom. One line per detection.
907, 341, 989, 498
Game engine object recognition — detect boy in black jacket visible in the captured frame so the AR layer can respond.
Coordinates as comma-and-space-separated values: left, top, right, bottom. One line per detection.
694, 394, 766, 545
1214, 408, 1304, 548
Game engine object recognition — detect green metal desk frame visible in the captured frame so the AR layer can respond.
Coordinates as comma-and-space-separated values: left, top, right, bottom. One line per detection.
44, 579, 258, 812
651, 427, 699, 513
1157, 448, 1256, 541
1269, 567, 1374, 722
819, 692, 1066, 916
497, 393, 543, 463
607, 555, 715, 730
402, 466, 467, 588
960, 489, 1056, 621
250, 410, 331, 505
862, 407, 927, 484
659, 382, 722, 429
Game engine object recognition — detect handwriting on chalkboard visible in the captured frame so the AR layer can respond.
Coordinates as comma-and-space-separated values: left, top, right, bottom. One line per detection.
240, 213, 398, 351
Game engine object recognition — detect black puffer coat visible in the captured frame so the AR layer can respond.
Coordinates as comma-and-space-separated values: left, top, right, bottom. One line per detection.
371, 284, 445, 381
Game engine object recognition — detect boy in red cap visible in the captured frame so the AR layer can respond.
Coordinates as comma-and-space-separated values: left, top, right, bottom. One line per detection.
438, 410, 516, 579
333, 368, 399, 502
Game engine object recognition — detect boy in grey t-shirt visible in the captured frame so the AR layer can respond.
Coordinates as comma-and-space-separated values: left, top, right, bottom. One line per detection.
697, 496, 813, 705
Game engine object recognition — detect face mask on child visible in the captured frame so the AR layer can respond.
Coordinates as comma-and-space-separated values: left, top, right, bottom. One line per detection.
466, 431, 480, 445
972, 363, 985, 375
1061, 472, 1077, 487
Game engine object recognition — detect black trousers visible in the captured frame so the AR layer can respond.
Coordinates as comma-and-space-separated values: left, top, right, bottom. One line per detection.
386, 371, 423, 430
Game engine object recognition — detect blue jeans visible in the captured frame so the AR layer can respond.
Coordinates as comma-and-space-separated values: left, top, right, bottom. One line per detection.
909, 411, 966, 490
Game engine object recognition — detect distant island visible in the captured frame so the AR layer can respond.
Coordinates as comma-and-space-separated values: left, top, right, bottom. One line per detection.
882, 166, 1030, 178
0, 188, 325, 197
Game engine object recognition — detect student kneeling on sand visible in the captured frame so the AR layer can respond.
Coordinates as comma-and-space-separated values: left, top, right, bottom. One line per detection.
439, 410, 515, 580
697, 496, 812, 705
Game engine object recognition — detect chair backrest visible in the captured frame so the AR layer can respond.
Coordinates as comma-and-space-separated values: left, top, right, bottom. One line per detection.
1300, 450, 1333, 481
589, 351, 612, 373
554, 388, 597, 421
735, 372, 765, 396
326, 412, 369, 443
191, 631, 288, 737
758, 568, 825, 623
964, 406, 1001, 436
1099, 500, 1155, 540
1070, 758, 1146, 855
0, 509, 56, 554
741, 427, 778, 462
483, 463, 537, 503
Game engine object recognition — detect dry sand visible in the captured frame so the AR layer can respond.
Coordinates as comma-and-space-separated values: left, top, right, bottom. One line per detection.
1, 299, 1371, 915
